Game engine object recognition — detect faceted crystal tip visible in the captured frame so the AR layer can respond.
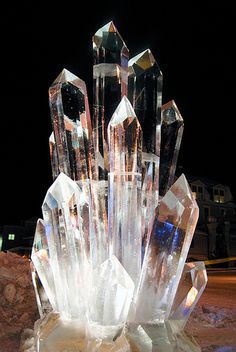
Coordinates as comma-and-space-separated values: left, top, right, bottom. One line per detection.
109, 96, 138, 126
42, 172, 81, 208
128, 49, 162, 76
52, 68, 78, 84
166, 173, 196, 204
49, 132, 55, 143
49, 68, 86, 94
108, 95, 142, 174
170, 261, 208, 331
93, 21, 127, 50
162, 100, 183, 124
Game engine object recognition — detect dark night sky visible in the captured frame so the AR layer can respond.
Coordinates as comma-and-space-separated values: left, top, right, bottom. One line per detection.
0, 1, 235, 225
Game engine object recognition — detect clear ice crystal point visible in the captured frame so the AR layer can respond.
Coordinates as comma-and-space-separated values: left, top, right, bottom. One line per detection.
128, 49, 161, 74
109, 96, 137, 125
49, 68, 95, 181
162, 100, 183, 124
88, 255, 134, 341
42, 172, 91, 319
159, 99, 184, 196
169, 261, 207, 332
93, 21, 129, 62
52, 68, 83, 86
108, 97, 142, 284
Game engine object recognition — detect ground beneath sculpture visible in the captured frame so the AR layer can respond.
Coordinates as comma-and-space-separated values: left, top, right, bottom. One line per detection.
0, 252, 235, 352
0, 252, 39, 352
186, 269, 236, 351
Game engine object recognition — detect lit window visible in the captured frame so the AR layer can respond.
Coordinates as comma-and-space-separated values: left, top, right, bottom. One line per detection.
8, 234, 15, 240
214, 188, 225, 203
191, 184, 204, 200
219, 196, 224, 203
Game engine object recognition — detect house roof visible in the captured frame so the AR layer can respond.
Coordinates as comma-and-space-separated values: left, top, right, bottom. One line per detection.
184, 174, 228, 188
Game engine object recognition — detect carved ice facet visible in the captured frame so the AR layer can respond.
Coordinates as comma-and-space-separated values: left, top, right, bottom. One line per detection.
42, 172, 91, 319
169, 261, 207, 332
93, 21, 129, 179
108, 96, 142, 285
49, 68, 95, 181
128, 49, 163, 258
31, 219, 56, 311
160, 100, 184, 196
133, 174, 199, 323
88, 255, 134, 342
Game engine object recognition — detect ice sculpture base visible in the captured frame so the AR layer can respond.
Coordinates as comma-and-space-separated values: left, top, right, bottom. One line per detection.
34, 312, 86, 352
33, 312, 202, 352
128, 322, 201, 352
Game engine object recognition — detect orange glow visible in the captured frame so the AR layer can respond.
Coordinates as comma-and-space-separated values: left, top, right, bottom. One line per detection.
185, 287, 198, 309
37, 249, 48, 260
70, 213, 77, 227
116, 66, 121, 83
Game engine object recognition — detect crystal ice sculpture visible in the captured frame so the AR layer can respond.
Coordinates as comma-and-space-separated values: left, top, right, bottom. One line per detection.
31, 21, 207, 352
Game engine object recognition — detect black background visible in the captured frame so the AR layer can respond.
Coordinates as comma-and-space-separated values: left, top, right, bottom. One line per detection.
0, 1, 235, 225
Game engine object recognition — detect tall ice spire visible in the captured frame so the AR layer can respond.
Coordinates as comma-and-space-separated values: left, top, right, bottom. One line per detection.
108, 96, 142, 285
93, 21, 129, 179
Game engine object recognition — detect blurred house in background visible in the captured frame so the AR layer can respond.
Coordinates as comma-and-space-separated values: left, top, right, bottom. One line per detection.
0, 217, 37, 255
187, 175, 236, 263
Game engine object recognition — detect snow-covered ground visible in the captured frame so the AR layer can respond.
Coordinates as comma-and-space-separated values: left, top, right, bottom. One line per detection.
0, 252, 38, 352
186, 270, 236, 352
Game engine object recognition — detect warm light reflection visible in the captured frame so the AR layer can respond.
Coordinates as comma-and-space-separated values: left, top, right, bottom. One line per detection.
70, 213, 77, 227
185, 286, 198, 309
37, 249, 48, 260
116, 65, 121, 83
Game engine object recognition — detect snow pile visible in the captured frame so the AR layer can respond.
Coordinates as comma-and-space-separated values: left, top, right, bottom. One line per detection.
0, 251, 39, 351
190, 304, 236, 328
186, 303, 236, 351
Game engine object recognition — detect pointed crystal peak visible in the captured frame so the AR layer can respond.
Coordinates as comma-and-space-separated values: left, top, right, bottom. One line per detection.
35, 218, 45, 236
110, 96, 137, 125
173, 173, 191, 194
97, 21, 117, 34
160, 173, 198, 228
49, 132, 55, 143
89, 255, 134, 326
161, 174, 195, 207
50, 69, 87, 95
169, 173, 195, 203
129, 49, 154, 69
162, 100, 183, 124
42, 172, 80, 207
52, 68, 78, 85
93, 21, 127, 49
32, 219, 47, 257
129, 49, 162, 77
